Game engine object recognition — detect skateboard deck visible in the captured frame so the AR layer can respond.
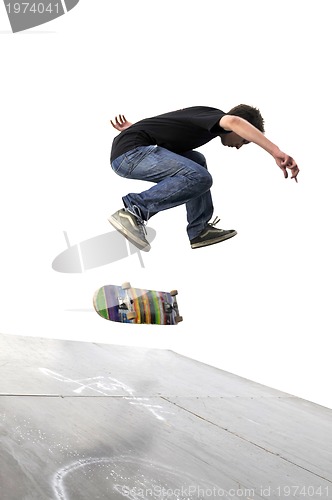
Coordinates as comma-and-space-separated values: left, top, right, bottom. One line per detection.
93, 282, 183, 325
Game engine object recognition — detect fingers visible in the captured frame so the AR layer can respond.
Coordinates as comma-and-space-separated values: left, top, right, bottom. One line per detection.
282, 164, 299, 182
279, 155, 299, 182
110, 114, 127, 130
275, 152, 300, 182
115, 115, 126, 126
290, 166, 299, 182
280, 164, 300, 182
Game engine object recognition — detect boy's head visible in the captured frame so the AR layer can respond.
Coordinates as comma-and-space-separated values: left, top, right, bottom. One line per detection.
227, 104, 265, 133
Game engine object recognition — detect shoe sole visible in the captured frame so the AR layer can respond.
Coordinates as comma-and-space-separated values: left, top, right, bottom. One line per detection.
108, 215, 151, 252
191, 230, 237, 249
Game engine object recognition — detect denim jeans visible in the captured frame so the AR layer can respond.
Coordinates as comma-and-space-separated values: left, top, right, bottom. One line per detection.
111, 145, 214, 240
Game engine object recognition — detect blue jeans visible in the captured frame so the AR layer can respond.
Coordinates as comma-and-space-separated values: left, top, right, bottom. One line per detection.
111, 145, 214, 240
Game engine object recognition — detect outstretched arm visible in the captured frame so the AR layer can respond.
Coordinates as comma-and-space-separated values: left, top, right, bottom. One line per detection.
110, 115, 133, 131
220, 115, 300, 182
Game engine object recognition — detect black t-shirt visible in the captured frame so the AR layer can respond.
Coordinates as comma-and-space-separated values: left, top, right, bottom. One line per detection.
111, 106, 229, 161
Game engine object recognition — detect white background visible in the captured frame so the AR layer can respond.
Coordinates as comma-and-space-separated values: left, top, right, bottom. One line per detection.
0, 0, 331, 408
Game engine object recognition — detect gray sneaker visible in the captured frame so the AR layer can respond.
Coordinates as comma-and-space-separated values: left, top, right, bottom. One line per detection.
108, 209, 151, 252
190, 217, 237, 249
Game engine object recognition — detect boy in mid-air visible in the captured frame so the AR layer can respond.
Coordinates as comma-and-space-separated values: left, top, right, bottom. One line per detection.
109, 105, 299, 251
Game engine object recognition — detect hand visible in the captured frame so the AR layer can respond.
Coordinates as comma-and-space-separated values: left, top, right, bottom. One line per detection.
110, 115, 133, 131
275, 151, 300, 182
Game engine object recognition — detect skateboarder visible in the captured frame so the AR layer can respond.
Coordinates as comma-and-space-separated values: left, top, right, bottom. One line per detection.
108, 106, 300, 251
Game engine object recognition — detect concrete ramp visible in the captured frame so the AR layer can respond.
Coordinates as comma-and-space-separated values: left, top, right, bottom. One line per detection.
0, 333, 331, 500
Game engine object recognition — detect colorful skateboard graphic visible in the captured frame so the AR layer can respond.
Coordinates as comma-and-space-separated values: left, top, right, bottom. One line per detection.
93, 282, 183, 325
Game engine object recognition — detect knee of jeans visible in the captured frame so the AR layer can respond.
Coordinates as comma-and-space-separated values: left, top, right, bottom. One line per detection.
199, 169, 213, 190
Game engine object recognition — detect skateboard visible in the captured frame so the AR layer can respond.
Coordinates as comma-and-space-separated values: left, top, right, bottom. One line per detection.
93, 282, 183, 325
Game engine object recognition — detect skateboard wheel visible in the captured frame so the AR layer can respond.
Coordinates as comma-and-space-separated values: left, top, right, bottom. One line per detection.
121, 282, 132, 289
175, 315, 183, 323
170, 290, 178, 296
127, 311, 137, 320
